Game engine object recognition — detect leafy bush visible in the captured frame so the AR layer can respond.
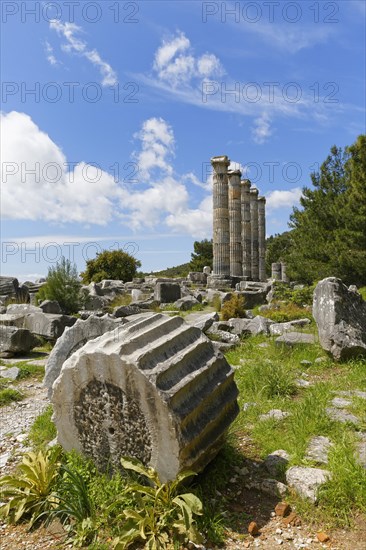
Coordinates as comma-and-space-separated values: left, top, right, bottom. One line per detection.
113, 456, 203, 549
81, 250, 141, 284
221, 294, 246, 321
37, 257, 81, 314
0, 448, 61, 526
260, 303, 313, 323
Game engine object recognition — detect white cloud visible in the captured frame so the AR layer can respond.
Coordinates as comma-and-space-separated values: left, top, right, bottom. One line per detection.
49, 20, 117, 86
166, 195, 212, 239
266, 188, 302, 210
1, 112, 120, 224
44, 41, 59, 66
251, 113, 272, 144
153, 31, 223, 87
0, 112, 210, 238
134, 118, 175, 179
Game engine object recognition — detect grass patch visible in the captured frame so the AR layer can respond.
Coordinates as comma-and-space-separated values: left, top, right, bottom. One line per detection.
28, 405, 57, 449
358, 286, 366, 301
255, 302, 313, 323
107, 294, 132, 311
15, 361, 45, 381
0, 388, 24, 406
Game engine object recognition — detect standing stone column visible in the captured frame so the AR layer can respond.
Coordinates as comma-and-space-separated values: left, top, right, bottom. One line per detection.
228, 169, 242, 277
241, 179, 252, 280
250, 187, 259, 281
281, 262, 289, 283
258, 196, 266, 282
211, 156, 230, 277
271, 263, 282, 280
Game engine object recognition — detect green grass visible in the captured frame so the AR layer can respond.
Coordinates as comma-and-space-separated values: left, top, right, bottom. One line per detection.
28, 405, 57, 449
224, 334, 366, 526
0, 387, 24, 406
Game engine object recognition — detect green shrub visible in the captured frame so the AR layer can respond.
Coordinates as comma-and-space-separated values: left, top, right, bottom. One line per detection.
0, 448, 61, 526
81, 250, 141, 284
37, 257, 81, 314
221, 294, 246, 321
260, 303, 313, 323
113, 456, 203, 549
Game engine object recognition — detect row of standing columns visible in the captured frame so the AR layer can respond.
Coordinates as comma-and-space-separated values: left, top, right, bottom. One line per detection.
212, 156, 266, 282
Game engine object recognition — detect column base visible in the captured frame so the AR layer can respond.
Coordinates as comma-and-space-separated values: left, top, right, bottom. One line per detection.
207, 275, 235, 290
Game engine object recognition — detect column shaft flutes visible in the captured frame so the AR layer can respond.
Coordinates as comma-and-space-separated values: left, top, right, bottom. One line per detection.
250, 187, 259, 281
258, 196, 266, 282
228, 169, 242, 277
211, 156, 230, 277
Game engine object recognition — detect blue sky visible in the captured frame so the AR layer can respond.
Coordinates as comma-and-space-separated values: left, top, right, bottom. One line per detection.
1, 0, 365, 280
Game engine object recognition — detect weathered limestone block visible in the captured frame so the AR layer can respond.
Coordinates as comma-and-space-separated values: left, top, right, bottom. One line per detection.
269, 318, 311, 336
0, 314, 27, 328
44, 314, 127, 398
0, 277, 19, 298
6, 304, 42, 314
52, 313, 239, 482
39, 300, 62, 314
187, 272, 208, 285
275, 332, 315, 347
154, 282, 181, 303
23, 312, 76, 341
174, 296, 200, 311
0, 326, 40, 356
184, 312, 219, 332
313, 277, 366, 361
113, 304, 144, 317
286, 466, 331, 502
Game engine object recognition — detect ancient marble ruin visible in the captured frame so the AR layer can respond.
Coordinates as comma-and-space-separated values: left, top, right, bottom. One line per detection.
209, 156, 267, 287
52, 313, 239, 482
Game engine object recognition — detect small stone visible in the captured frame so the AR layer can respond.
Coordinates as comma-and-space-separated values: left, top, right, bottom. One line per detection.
316, 532, 330, 543
275, 528, 283, 534
275, 502, 291, 517
315, 357, 327, 363
331, 397, 352, 408
264, 450, 289, 476
282, 512, 301, 527
275, 539, 283, 545
259, 409, 291, 422
248, 521, 259, 536
300, 360, 312, 366
243, 402, 257, 412
305, 436, 333, 465
326, 407, 359, 425
296, 378, 311, 388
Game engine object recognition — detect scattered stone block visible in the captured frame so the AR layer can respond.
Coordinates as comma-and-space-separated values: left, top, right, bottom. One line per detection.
269, 319, 311, 336
264, 450, 290, 476
331, 397, 352, 408
275, 333, 315, 347
313, 277, 366, 360
206, 328, 240, 345
259, 409, 291, 422
6, 304, 41, 314
295, 378, 311, 388
52, 313, 239, 482
305, 436, 333, 464
316, 532, 330, 543
248, 521, 259, 536
154, 282, 181, 303
39, 300, 62, 314
184, 312, 219, 332
0, 366, 20, 380
275, 502, 291, 517
326, 407, 359, 425
23, 312, 76, 341
113, 304, 142, 318
44, 314, 127, 398
174, 296, 200, 311
282, 511, 301, 527
0, 326, 40, 356
286, 466, 332, 502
